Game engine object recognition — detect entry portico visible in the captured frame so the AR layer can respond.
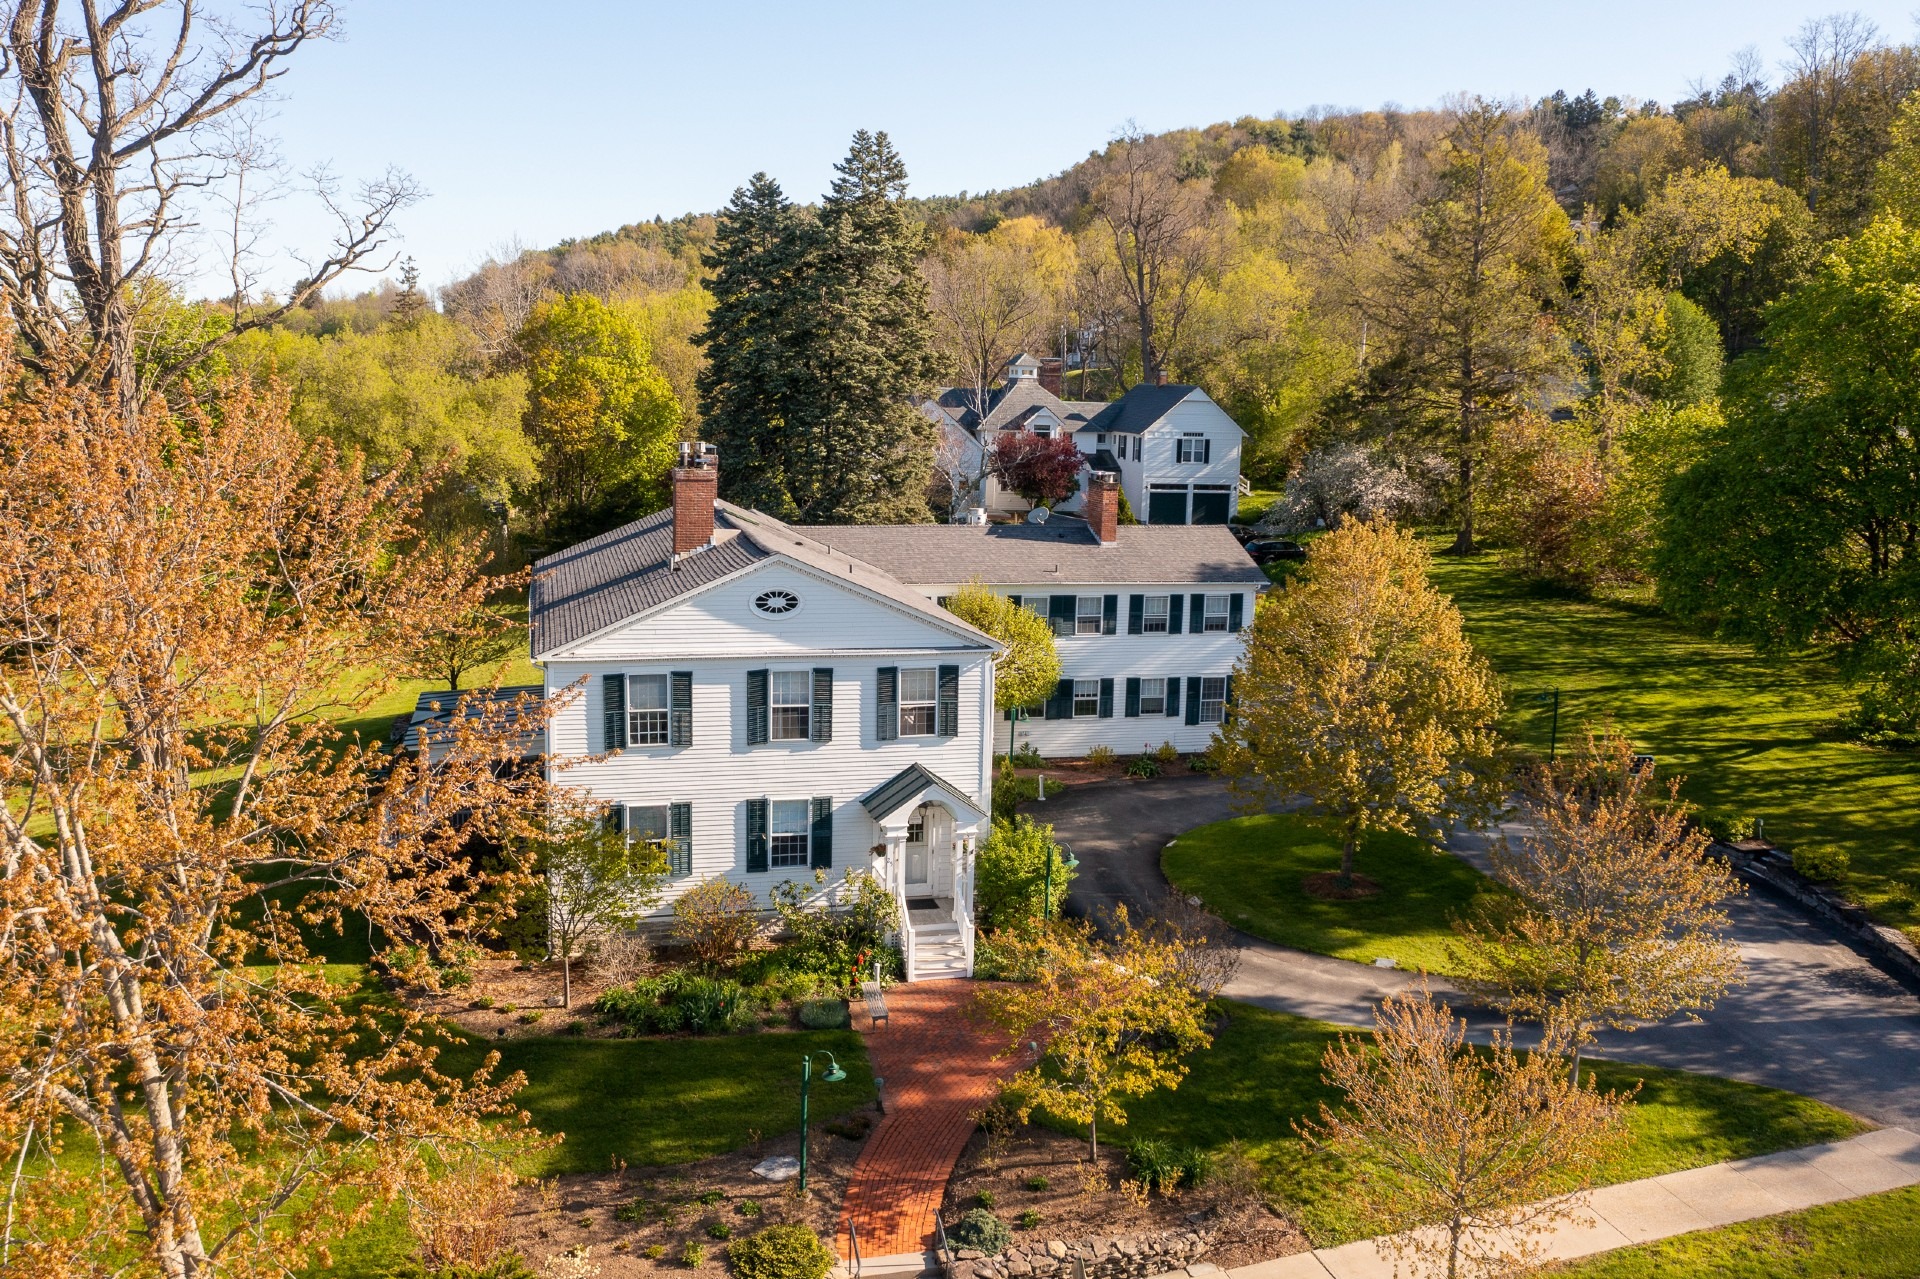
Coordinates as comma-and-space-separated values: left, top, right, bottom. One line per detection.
861, 764, 987, 981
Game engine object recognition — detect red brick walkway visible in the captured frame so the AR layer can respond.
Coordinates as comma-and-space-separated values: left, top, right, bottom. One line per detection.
835, 981, 1015, 1260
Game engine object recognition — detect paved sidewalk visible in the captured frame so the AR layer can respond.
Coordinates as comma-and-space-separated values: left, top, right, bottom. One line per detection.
1222, 1127, 1920, 1279
836, 982, 1016, 1261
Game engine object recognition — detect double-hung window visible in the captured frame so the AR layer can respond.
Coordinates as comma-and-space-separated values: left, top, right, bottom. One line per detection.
899, 668, 937, 736
1138, 678, 1167, 715
626, 803, 670, 845
770, 671, 811, 740
1202, 594, 1232, 633
1199, 677, 1228, 724
770, 799, 811, 867
1177, 434, 1211, 464
1072, 679, 1101, 718
1075, 596, 1104, 636
1142, 595, 1170, 634
626, 675, 669, 745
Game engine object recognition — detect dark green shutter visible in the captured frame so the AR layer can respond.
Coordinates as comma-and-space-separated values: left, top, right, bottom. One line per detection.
1225, 674, 1234, 721
810, 797, 833, 869
1125, 677, 1141, 717
1045, 677, 1074, 720
1102, 594, 1119, 635
811, 668, 833, 743
606, 804, 625, 834
938, 664, 960, 737
1168, 595, 1184, 634
875, 666, 899, 741
1185, 677, 1203, 726
668, 802, 692, 876
746, 670, 769, 745
603, 673, 627, 750
1228, 593, 1244, 632
1166, 673, 1182, 718
1048, 595, 1075, 637
1008, 594, 1021, 608
669, 671, 693, 746
1128, 594, 1145, 634
1098, 677, 1114, 718
1190, 594, 1207, 632
746, 798, 769, 872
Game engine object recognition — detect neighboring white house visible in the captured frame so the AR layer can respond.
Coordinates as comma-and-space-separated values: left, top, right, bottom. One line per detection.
525, 452, 1266, 977
922, 353, 1249, 525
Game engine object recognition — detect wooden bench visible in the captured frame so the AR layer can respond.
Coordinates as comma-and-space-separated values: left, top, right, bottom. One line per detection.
861, 980, 888, 1028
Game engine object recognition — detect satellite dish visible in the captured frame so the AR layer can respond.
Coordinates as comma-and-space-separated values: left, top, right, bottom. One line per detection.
1025, 506, 1050, 524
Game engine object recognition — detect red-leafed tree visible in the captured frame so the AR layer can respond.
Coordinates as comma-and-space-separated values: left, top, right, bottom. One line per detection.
989, 430, 1087, 506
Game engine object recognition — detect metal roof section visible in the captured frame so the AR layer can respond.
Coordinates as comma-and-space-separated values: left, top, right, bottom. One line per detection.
859, 762, 989, 825
791, 520, 1269, 589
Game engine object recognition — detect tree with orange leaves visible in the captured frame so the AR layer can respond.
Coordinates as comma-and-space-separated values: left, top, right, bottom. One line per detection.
0, 365, 563, 1278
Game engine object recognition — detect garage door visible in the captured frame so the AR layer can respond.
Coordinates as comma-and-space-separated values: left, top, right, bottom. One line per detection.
1190, 489, 1231, 524
1147, 488, 1188, 524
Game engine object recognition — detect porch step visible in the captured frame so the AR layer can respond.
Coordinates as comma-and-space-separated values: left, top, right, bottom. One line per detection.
911, 925, 969, 981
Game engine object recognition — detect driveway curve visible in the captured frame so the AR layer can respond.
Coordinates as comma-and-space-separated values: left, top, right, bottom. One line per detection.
1030, 775, 1920, 1129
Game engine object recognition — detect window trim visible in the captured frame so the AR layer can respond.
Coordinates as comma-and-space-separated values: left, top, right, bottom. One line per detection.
768, 797, 812, 868
625, 673, 670, 746
1138, 677, 1167, 716
1203, 594, 1232, 633
1142, 595, 1170, 634
898, 666, 938, 738
768, 669, 813, 741
1177, 433, 1211, 465
624, 802, 671, 845
1199, 676, 1228, 724
1074, 595, 1104, 636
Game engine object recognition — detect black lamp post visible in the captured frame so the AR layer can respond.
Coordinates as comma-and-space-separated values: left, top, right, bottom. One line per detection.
1043, 843, 1080, 918
797, 1051, 846, 1198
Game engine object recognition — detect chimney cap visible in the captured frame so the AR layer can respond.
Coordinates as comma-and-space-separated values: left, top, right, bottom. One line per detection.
677, 441, 718, 470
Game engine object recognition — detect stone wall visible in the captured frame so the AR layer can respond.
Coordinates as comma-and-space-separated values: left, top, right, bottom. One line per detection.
948, 1227, 1215, 1279
1716, 842, 1920, 988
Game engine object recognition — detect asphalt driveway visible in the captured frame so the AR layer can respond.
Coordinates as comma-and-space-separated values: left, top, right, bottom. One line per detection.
1030, 775, 1920, 1129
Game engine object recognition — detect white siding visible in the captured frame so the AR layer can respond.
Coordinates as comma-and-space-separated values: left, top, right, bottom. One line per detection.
546, 651, 994, 914
1135, 394, 1245, 523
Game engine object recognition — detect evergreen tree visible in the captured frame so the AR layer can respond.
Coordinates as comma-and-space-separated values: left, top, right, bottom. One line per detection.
696, 174, 808, 516
696, 135, 941, 524
393, 255, 427, 327
799, 130, 941, 523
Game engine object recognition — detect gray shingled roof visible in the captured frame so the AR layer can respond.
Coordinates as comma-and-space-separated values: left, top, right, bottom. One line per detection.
529, 508, 767, 657
530, 503, 1002, 659
402, 685, 545, 755
930, 380, 1104, 435
794, 520, 1268, 588
859, 762, 986, 823
1084, 384, 1203, 435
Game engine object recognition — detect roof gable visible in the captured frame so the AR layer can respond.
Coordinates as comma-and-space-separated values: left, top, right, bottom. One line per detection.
1085, 384, 1244, 436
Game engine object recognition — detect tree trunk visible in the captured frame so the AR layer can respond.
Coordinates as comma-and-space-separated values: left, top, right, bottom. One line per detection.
562, 951, 573, 1009
1339, 817, 1359, 884
1570, 1040, 1583, 1087
1089, 1112, 1098, 1162
1448, 450, 1476, 555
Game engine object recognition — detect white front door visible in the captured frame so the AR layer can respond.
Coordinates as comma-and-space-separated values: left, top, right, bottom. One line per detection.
905, 808, 931, 892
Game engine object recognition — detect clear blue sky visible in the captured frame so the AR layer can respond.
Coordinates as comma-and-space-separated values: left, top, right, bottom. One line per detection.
235, 1, 1919, 298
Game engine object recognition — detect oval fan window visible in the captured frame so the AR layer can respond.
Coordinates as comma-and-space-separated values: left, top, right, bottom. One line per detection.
752, 588, 801, 617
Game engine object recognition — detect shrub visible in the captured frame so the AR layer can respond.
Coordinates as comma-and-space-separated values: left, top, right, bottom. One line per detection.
1011, 744, 1045, 769
1125, 1138, 1211, 1195
470, 996, 495, 1010
736, 1200, 763, 1217
613, 1200, 647, 1224
974, 816, 1073, 930
1794, 845, 1851, 882
768, 872, 899, 991
726, 1223, 836, 1279
945, 1208, 1011, 1255
975, 1189, 995, 1208
1085, 745, 1116, 768
1125, 754, 1160, 778
592, 972, 752, 1035
1018, 1210, 1041, 1230
516, 1010, 543, 1025
674, 975, 748, 1034
673, 878, 762, 968
1185, 749, 1219, 774
1023, 1176, 1049, 1193
682, 1241, 707, 1268
1153, 741, 1180, 766
385, 1257, 539, 1279
699, 1190, 725, 1206
706, 1220, 733, 1240
646, 1244, 668, 1260
564, 1019, 587, 1036
437, 940, 487, 989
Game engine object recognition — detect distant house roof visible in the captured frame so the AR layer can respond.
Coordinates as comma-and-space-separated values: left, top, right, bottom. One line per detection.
794, 520, 1268, 589
529, 502, 999, 659
1084, 384, 1211, 435
928, 379, 1106, 436
401, 685, 545, 755
1089, 448, 1123, 473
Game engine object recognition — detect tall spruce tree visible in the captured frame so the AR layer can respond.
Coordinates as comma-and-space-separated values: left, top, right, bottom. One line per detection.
801, 130, 940, 523
696, 134, 940, 523
696, 174, 808, 516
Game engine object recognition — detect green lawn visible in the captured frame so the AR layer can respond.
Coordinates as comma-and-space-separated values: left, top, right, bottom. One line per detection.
1163, 814, 1501, 975
437, 1029, 874, 1174
1551, 1185, 1920, 1277
1426, 547, 1920, 941
1073, 1003, 1867, 1249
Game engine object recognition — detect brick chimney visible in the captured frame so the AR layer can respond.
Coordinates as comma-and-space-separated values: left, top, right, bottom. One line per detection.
1086, 471, 1119, 545
1152, 368, 1170, 386
1038, 357, 1065, 397
672, 442, 718, 557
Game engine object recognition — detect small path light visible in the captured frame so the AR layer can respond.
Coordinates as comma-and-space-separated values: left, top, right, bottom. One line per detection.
797, 1051, 846, 1199
1043, 843, 1080, 918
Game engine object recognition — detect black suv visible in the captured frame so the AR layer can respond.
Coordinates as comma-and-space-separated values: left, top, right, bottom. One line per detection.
1245, 538, 1307, 565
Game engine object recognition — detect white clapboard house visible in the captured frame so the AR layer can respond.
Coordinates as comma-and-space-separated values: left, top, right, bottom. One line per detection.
527, 449, 1263, 978
922, 353, 1249, 524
